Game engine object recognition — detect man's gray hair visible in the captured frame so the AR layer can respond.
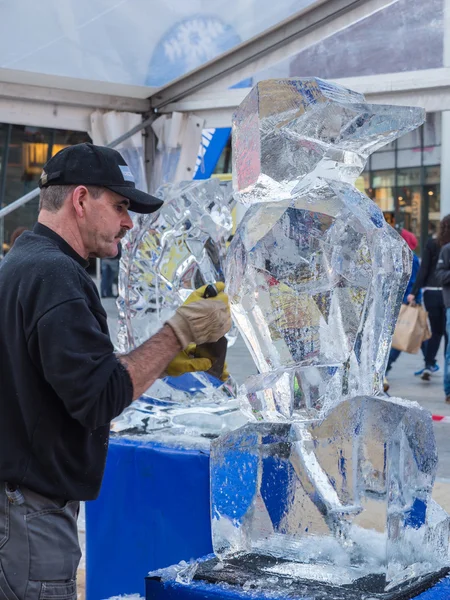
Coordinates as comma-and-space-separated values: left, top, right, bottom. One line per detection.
39, 185, 105, 212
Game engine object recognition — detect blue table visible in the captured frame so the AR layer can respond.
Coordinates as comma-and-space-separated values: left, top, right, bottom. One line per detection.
145, 573, 450, 600
85, 436, 213, 600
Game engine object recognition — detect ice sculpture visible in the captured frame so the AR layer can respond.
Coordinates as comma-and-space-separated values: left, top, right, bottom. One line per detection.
113, 178, 242, 437
207, 78, 449, 596
117, 178, 234, 352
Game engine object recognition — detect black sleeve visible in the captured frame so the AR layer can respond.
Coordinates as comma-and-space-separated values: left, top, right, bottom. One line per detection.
28, 298, 134, 430
411, 240, 432, 296
436, 245, 450, 286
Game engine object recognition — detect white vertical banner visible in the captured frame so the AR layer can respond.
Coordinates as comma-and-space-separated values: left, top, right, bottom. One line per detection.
89, 110, 148, 192
150, 112, 205, 192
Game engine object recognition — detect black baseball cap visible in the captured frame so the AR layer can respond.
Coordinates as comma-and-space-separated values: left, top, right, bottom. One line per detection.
38, 142, 163, 214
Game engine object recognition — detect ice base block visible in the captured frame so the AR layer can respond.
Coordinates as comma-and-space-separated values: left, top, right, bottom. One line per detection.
146, 555, 450, 600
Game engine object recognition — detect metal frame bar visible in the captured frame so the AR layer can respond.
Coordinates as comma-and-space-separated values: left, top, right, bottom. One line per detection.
0, 70, 152, 109
149, 0, 398, 109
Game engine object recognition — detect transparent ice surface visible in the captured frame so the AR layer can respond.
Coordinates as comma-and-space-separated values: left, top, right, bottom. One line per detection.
232, 78, 425, 205
226, 78, 424, 419
211, 77, 449, 594
118, 178, 234, 352
211, 396, 449, 588
116, 178, 238, 409
111, 396, 248, 444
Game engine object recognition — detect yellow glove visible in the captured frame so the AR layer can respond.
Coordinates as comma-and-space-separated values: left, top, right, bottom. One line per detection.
166, 282, 231, 348
220, 362, 230, 382
165, 344, 212, 377
182, 282, 227, 306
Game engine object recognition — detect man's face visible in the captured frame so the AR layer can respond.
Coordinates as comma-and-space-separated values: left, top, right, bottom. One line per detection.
81, 188, 134, 258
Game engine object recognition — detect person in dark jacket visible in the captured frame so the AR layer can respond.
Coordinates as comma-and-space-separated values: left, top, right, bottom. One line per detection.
434, 215, 450, 403
407, 221, 447, 380
0, 143, 231, 599
385, 229, 421, 391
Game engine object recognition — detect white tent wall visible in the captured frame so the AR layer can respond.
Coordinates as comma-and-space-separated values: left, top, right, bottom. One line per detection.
150, 112, 205, 192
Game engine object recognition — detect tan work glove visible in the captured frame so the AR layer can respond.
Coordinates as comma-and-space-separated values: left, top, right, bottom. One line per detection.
165, 344, 212, 377
166, 282, 231, 348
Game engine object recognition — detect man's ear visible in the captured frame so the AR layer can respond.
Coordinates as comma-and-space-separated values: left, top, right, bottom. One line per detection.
72, 186, 89, 218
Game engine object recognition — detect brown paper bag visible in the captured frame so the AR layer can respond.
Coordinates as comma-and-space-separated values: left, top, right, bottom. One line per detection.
391, 304, 432, 354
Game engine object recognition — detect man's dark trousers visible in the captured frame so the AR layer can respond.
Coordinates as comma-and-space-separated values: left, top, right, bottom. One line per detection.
0, 483, 80, 600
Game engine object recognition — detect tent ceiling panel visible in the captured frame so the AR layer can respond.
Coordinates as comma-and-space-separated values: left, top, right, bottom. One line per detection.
269, 0, 443, 81
0, 0, 308, 90
150, 0, 400, 109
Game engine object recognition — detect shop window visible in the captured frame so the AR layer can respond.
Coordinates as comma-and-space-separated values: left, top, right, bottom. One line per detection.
397, 168, 421, 187
424, 166, 441, 222
425, 165, 440, 184
397, 128, 422, 149
371, 171, 395, 213
396, 186, 422, 242
1, 126, 91, 251
372, 170, 395, 188
373, 188, 394, 212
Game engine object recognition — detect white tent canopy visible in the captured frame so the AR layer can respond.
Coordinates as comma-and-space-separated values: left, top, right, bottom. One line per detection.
0, 0, 447, 128
0, 0, 449, 217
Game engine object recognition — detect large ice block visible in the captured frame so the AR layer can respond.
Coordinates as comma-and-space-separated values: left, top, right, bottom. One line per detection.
208, 77, 449, 596
211, 396, 449, 588
226, 79, 424, 419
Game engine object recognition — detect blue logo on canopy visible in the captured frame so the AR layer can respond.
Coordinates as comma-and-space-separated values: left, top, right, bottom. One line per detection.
147, 15, 250, 88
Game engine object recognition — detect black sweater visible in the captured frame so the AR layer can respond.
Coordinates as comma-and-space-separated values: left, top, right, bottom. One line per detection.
436, 243, 450, 308
411, 237, 441, 296
0, 224, 133, 500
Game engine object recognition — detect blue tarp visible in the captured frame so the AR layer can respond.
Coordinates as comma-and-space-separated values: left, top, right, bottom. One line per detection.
86, 437, 212, 600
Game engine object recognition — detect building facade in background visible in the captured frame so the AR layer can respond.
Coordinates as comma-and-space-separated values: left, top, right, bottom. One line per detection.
0, 125, 90, 253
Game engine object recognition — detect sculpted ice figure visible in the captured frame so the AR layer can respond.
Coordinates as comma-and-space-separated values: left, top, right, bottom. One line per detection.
208, 79, 449, 594
117, 178, 233, 352
225, 78, 422, 420
116, 178, 236, 407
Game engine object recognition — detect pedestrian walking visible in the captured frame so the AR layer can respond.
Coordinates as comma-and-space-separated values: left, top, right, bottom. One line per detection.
0, 143, 231, 599
434, 215, 450, 403
407, 221, 447, 380
385, 228, 420, 391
